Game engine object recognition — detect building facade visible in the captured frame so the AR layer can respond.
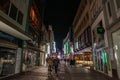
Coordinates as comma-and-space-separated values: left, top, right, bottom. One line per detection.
0, 0, 31, 77
72, 0, 93, 66
22, 0, 43, 71
0, 0, 45, 77
104, 0, 120, 79
90, 0, 112, 77
39, 24, 49, 66
48, 25, 56, 55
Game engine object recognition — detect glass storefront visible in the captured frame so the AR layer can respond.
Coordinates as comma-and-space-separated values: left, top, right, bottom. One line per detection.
112, 29, 120, 79
22, 49, 37, 71
75, 52, 93, 66
94, 48, 111, 74
0, 47, 16, 77
92, 22, 112, 74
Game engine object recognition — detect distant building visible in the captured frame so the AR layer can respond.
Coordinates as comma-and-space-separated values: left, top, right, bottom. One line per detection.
72, 0, 93, 67
48, 25, 56, 55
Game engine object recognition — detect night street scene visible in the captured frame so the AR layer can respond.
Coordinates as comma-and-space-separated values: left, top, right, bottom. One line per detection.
0, 0, 120, 80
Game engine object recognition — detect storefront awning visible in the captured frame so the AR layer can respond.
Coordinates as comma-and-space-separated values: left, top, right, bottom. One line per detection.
0, 21, 32, 40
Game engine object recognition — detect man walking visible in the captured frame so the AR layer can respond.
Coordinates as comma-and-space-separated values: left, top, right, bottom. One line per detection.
53, 56, 60, 74
46, 56, 53, 74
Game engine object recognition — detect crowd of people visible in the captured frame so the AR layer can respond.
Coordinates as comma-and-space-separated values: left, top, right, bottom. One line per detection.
46, 55, 76, 75
46, 55, 60, 75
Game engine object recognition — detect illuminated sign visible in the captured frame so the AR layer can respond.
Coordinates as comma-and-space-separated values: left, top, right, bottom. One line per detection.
97, 26, 105, 34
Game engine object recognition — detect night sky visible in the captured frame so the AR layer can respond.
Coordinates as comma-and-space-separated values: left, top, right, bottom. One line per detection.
44, 0, 80, 50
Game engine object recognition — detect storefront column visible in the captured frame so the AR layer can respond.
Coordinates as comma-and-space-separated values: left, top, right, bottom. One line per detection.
20, 41, 27, 72
15, 48, 22, 74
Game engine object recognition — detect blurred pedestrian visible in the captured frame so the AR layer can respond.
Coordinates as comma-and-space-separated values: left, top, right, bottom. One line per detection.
53, 56, 60, 74
73, 57, 76, 67
46, 56, 53, 73
70, 57, 76, 67
70, 58, 73, 67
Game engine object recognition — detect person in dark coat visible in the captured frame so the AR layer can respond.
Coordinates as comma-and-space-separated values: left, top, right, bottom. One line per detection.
53, 56, 60, 74
70, 57, 76, 67
70, 58, 73, 67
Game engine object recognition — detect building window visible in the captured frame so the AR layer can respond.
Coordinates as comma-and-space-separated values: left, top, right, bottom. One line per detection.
17, 11, 23, 25
0, 0, 10, 14
9, 4, 18, 20
107, 2, 112, 17
115, 0, 120, 9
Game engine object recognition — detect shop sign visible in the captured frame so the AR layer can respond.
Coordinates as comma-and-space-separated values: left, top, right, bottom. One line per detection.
97, 26, 105, 34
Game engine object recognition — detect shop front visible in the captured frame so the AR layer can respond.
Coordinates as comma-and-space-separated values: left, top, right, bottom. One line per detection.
40, 44, 46, 66
74, 47, 93, 67
94, 47, 111, 74
0, 32, 21, 78
112, 29, 120, 78
22, 48, 37, 72
40, 52, 45, 66
0, 47, 17, 77
92, 20, 112, 76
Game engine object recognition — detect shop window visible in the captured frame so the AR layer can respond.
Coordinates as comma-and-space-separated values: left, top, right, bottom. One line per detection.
0, 47, 16, 76
17, 11, 23, 25
0, 0, 10, 14
9, 4, 18, 20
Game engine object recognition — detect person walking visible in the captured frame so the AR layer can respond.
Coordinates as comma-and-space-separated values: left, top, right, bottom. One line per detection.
46, 56, 53, 74
53, 56, 60, 74
70, 58, 73, 67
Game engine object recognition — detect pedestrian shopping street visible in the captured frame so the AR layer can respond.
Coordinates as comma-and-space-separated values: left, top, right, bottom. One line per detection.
0, 61, 113, 80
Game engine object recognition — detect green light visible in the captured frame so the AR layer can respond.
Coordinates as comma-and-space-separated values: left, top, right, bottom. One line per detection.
104, 52, 108, 63
97, 27, 105, 34
102, 53, 105, 63
99, 29, 103, 32
66, 41, 68, 54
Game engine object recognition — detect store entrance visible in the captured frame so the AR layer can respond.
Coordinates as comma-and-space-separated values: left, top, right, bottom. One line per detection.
0, 47, 16, 77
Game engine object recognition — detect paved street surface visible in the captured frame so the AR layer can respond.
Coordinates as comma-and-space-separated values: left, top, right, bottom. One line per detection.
65, 65, 107, 80
57, 61, 107, 80
9, 66, 50, 80
1, 61, 109, 80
